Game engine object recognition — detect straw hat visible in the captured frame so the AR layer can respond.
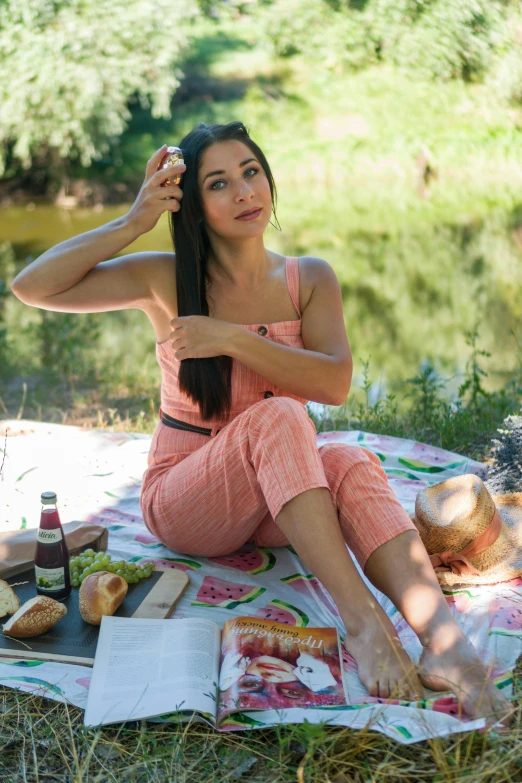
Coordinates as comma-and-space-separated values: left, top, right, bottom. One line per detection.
412, 474, 522, 587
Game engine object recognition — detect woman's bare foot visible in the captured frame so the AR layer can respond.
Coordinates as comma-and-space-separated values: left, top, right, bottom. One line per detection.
419, 635, 513, 726
343, 612, 422, 701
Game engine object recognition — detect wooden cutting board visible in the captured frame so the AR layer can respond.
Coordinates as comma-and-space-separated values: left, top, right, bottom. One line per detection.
0, 568, 189, 666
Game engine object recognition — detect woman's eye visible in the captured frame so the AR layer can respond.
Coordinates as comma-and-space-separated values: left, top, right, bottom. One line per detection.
210, 167, 259, 190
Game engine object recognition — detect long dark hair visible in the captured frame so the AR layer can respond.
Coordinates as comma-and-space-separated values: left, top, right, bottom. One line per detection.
169, 121, 279, 421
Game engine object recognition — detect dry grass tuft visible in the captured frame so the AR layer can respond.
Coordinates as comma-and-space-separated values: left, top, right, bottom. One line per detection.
2, 679, 522, 782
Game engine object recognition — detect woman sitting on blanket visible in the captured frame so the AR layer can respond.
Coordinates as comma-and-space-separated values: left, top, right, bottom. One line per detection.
10, 120, 511, 725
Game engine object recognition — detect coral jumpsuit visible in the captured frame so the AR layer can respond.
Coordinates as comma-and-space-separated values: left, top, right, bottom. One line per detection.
140, 256, 416, 566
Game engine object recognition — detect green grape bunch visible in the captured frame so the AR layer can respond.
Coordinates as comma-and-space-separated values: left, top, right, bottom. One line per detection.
69, 549, 155, 588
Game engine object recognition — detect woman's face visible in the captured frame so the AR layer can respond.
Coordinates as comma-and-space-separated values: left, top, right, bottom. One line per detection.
197, 139, 272, 238
245, 655, 297, 683
237, 674, 312, 699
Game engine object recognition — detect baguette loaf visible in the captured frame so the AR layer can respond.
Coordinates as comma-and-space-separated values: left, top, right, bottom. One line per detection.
0, 579, 21, 618
3, 595, 67, 637
79, 571, 128, 625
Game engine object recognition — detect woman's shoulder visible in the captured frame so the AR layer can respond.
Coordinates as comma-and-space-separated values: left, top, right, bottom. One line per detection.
298, 255, 335, 275
297, 255, 338, 295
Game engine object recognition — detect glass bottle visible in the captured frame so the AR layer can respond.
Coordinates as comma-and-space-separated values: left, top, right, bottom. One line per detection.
34, 491, 71, 600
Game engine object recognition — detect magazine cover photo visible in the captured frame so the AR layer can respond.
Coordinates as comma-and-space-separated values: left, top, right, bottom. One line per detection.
218, 617, 346, 716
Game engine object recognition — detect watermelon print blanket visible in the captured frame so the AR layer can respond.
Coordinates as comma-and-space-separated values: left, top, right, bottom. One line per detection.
0, 418, 520, 744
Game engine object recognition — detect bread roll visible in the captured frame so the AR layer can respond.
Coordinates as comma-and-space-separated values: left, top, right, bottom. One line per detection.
0, 580, 21, 618
3, 595, 67, 637
79, 571, 128, 625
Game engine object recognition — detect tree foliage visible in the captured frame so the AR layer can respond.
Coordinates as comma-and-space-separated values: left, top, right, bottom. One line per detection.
253, 0, 522, 94
0, 0, 200, 176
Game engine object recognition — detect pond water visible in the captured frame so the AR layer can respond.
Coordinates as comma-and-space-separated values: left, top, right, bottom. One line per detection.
3, 203, 521, 399
0, 204, 169, 258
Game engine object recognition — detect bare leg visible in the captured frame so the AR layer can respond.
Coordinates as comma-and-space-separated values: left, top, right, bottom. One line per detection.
364, 531, 513, 724
275, 488, 422, 700
275, 488, 512, 723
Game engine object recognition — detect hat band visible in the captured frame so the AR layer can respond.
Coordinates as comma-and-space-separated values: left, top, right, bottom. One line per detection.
429, 508, 503, 577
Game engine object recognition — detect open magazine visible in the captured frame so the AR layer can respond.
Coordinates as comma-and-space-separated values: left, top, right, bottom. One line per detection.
84, 615, 347, 729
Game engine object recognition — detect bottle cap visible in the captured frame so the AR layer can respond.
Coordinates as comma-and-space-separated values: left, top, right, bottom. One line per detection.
159, 146, 184, 187
41, 491, 57, 505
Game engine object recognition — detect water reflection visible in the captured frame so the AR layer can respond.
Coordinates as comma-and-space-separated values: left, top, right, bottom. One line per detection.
2, 204, 521, 396
0, 205, 171, 258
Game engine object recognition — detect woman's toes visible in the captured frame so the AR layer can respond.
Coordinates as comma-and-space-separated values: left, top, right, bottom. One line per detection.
390, 667, 421, 701
458, 681, 513, 725
344, 619, 418, 703
378, 675, 390, 699
368, 680, 379, 698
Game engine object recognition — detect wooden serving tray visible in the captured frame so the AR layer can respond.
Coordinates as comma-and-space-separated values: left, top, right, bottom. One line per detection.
0, 568, 189, 666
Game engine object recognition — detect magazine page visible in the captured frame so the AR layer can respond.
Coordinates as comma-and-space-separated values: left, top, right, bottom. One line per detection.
84, 616, 221, 727
217, 617, 346, 725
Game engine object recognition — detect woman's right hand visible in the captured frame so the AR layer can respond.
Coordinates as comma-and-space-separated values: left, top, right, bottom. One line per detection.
125, 145, 186, 234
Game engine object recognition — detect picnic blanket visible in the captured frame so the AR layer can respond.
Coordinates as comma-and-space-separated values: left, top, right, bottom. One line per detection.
0, 417, 520, 744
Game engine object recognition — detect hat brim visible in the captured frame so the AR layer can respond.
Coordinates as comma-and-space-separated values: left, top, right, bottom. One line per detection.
433, 494, 522, 588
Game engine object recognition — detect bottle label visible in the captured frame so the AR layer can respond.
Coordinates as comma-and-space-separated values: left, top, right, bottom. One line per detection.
35, 565, 65, 592
37, 528, 62, 544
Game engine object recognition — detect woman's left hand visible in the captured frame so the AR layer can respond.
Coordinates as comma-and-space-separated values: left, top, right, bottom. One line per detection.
169, 315, 238, 360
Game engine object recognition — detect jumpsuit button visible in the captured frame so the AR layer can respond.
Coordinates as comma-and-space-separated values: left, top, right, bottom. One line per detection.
263, 391, 274, 399
257, 325, 268, 336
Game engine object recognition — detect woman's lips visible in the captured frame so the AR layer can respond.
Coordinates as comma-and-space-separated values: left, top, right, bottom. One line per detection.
236, 208, 262, 221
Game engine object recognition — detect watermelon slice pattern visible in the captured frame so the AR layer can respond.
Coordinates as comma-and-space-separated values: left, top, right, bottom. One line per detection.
134, 531, 163, 547
398, 457, 463, 474
442, 588, 479, 614
86, 508, 144, 526
254, 599, 309, 627
406, 441, 466, 467
192, 576, 266, 609
488, 599, 522, 637
341, 646, 357, 674
129, 556, 201, 572
75, 676, 92, 690
208, 545, 276, 574
426, 696, 460, 717
281, 574, 340, 616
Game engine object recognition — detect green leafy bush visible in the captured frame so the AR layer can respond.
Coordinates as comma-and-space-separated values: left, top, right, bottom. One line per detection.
254, 0, 521, 85
33, 310, 102, 383
309, 329, 522, 462
0, 0, 200, 176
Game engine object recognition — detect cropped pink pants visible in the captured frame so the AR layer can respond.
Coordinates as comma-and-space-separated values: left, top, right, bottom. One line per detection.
140, 397, 416, 570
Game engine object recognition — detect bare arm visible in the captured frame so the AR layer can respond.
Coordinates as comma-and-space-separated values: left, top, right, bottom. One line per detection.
10, 215, 146, 307
10, 145, 185, 312
227, 258, 352, 406
229, 332, 350, 406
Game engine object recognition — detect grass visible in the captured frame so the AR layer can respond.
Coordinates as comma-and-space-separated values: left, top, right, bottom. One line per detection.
1, 660, 522, 782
